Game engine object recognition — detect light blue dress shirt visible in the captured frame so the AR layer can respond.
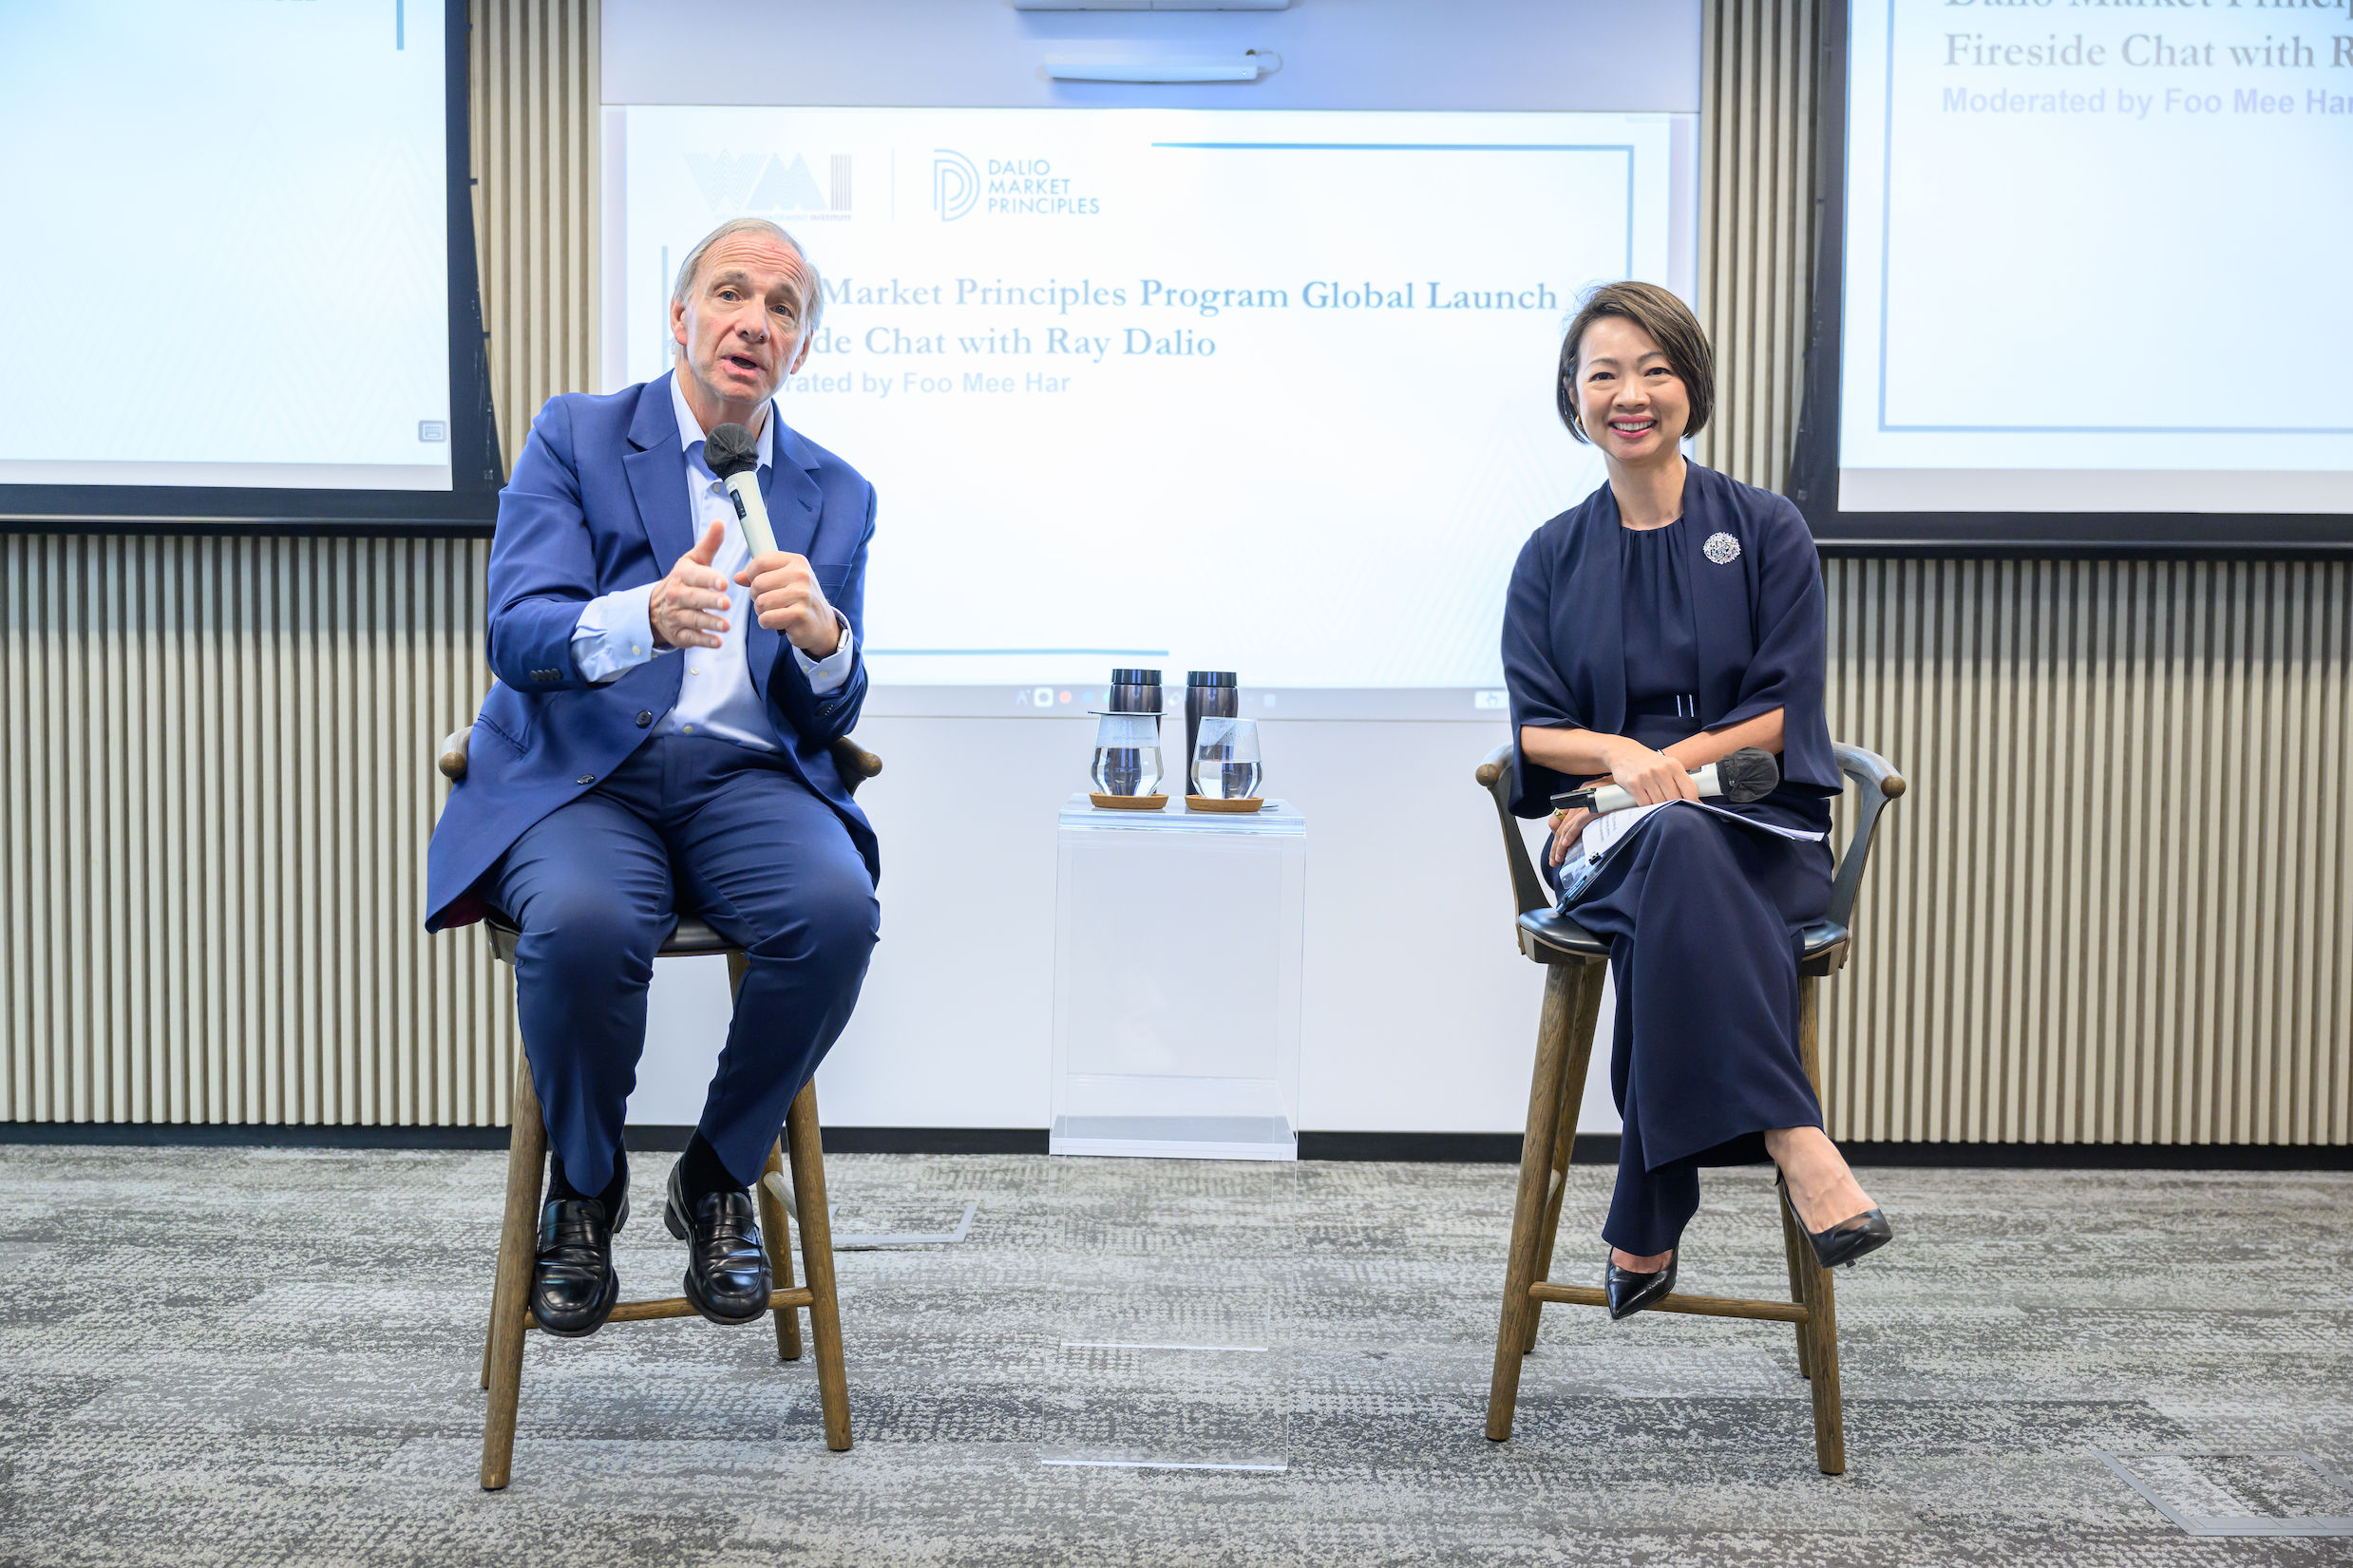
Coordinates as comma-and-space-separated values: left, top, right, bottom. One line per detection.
569, 374, 855, 752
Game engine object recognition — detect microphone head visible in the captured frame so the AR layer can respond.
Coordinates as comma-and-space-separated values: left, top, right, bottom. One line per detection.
1717, 746, 1781, 803
705, 422, 758, 480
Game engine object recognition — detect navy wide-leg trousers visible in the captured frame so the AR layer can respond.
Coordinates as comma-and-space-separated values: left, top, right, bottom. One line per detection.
1568, 803, 1832, 1257
489, 734, 879, 1195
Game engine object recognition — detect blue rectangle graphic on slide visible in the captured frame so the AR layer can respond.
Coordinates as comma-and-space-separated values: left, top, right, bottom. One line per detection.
0, 0, 451, 492
623, 107, 1679, 688
1838, 0, 2353, 514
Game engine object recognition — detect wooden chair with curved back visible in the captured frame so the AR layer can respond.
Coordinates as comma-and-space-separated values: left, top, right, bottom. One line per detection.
435, 720, 882, 1491
1472, 740, 1905, 1474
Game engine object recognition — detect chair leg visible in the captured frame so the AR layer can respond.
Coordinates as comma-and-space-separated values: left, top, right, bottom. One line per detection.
785, 1081, 852, 1451
1779, 1193, 1816, 1379
1792, 975, 1846, 1474
758, 1136, 805, 1361
480, 1291, 495, 1390
1486, 961, 1580, 1442
1521, 960, 1605, 1353
1798, 1249, 1848, 1475
1523, 1163, 1567, 1357
726, 950, 807, 1365
481, 1053, 546, 1492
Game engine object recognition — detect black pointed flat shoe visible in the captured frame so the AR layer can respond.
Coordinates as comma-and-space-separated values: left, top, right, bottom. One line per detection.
664, 1163, 771, 1325
1778, 1172, 1895, 1269
1603, 1251, 1678, 1320
530, 1197, 620, 1338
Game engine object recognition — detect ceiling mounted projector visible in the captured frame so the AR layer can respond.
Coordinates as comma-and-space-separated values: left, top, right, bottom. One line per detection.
1044, 48, 1281, 82
1016, 1, 1288, 9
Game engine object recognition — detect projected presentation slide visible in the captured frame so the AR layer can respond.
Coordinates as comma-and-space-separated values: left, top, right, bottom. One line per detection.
622, 107, 1679, 690
0, 0, 451, 492
1839, 0, 2353, 515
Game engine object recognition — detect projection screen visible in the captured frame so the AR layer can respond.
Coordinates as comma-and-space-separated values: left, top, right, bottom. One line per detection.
619, 106, 1685, 690
1791, 0, 2353, 551
0, 0, 500, 530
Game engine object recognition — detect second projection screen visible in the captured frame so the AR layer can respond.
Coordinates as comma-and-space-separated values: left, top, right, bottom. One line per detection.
1839, 0, 2353, 518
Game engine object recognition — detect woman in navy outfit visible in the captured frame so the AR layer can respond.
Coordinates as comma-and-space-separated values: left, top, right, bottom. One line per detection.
1501, 282, 1895, 1319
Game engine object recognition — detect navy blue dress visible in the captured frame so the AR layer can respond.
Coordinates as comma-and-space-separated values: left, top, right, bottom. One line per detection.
1501, 466, 1838, 1256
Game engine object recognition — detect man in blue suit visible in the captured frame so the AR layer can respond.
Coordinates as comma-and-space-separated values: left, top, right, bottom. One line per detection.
426, 217, 879, 1337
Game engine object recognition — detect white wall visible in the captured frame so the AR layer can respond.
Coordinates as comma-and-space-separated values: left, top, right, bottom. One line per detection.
614, 0, 1686, 1134
603, 1, 1700, 116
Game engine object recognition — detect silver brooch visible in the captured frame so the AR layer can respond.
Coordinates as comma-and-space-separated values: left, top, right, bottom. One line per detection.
1703, 531, 1741, 565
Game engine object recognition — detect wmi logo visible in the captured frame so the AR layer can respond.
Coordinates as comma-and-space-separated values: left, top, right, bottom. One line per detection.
933, 149, 978, 221
684, 150, 851, 217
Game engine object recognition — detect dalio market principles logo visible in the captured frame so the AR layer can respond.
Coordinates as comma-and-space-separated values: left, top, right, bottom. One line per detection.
684, 150, 852, 219
932, 148, 1100, 220
933, 149, 978, 221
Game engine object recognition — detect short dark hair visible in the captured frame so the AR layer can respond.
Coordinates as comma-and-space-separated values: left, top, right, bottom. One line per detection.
1556, 281, 1715, 444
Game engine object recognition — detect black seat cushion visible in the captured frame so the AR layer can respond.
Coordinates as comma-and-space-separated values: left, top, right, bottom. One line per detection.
1517, 908, 1850, 973
660, 916, 734, 957
482, 911, 740, 964
1517, 906, 1609, 959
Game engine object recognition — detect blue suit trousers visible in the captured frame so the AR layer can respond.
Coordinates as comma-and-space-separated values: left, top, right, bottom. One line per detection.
490, 734, 880, 1194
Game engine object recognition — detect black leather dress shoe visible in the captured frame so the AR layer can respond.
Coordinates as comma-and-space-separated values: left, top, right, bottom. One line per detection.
530, 1197, 620, 1338
1603, 1251, 1679, 1320
1779, 1173, 1895, 1269
664, 1164, 771, 1325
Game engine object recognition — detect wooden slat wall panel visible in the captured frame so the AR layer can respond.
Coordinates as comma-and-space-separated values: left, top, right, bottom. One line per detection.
0, 538, 516, 1126
470, 0, 599, 475
8, 546, 2342, 1139
1696, 0, 1817, 493
1819, 560, 2353, 1145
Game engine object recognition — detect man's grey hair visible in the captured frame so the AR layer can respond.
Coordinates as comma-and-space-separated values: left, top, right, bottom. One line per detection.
668, 217, 824, 345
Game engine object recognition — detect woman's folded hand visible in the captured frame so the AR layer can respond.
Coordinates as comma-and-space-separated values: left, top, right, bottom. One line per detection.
1606, 741, 1703, 805
1547, 805, 1595, 867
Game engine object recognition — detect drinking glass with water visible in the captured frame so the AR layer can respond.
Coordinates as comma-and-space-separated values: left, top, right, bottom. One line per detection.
1091, 712, 1164, 796
1190, 716, 1263, 801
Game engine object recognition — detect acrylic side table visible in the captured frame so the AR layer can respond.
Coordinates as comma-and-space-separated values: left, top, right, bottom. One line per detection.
1049, 794, 1306, 1161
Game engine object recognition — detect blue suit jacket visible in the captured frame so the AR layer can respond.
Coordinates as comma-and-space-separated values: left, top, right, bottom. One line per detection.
425, 373, 878, 933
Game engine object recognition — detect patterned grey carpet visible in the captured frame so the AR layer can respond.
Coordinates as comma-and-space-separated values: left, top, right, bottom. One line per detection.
2, 1147, 2349, 1567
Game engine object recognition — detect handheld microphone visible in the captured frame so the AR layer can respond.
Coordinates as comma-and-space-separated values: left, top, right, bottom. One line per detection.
1551, 746, 1780, 816
703, 423, 778, 557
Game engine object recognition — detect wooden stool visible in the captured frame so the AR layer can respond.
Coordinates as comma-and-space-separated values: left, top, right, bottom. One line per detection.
434, 724, 882, 1491
1473, 741, 1904, 1475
